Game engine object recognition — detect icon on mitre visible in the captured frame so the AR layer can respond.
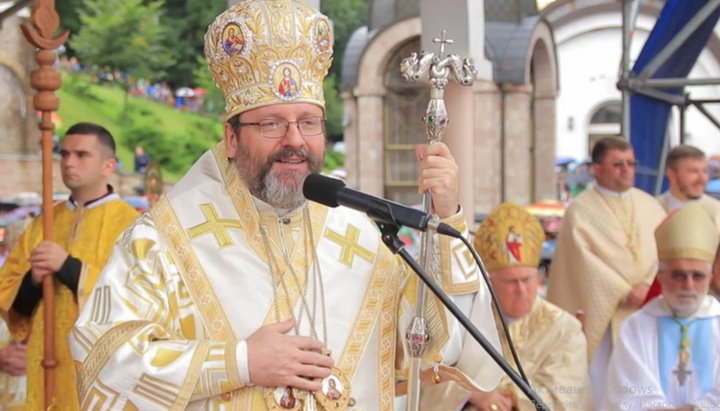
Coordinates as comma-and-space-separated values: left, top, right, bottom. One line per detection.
505, 225, 523, 263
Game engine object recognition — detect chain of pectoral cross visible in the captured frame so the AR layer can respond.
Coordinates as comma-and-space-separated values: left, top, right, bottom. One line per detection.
671, 317, 698, 386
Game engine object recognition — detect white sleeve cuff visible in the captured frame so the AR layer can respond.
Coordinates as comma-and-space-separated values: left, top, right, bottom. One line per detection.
236, 340, 252, 385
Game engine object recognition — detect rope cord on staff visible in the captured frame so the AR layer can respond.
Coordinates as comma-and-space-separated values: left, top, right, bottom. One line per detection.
20, 0, 69, 408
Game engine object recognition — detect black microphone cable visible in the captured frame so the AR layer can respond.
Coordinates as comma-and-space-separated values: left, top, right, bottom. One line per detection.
456, 234, 530, 385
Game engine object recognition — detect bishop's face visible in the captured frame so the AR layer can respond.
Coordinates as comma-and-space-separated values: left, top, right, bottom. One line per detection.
225, 103, 326, 209
490, 265, 540, 319
658, 258, 711, 317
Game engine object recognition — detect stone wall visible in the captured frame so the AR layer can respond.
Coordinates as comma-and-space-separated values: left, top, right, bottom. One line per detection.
0, 7, 37, 157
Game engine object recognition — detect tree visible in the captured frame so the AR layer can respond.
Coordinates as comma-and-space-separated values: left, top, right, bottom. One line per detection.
55, 0, 84, 52
160, 0, 228, 87
70, 0, 175, 122
321, 0, 369, 81
323, 73, 344, 142
194, 56, 225, 116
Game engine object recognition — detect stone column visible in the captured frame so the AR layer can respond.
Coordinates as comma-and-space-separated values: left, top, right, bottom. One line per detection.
354, 89, 385, 196
419, 0, 491, 80
533, 95, 557, 201
502, 83, 533, 205
473, 79, 502, 216
340, 90, 359, 188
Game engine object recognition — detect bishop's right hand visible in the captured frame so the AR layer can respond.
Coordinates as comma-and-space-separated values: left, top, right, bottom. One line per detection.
246, 319, 334, 391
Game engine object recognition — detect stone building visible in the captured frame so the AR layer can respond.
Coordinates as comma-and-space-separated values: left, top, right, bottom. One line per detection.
0, 1, 62, 198
342, 0, 558, 217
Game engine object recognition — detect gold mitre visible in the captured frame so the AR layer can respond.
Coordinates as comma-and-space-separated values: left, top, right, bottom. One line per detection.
473, 203, 545, 272
204, 0, 334, 119
655, 202, 720, 263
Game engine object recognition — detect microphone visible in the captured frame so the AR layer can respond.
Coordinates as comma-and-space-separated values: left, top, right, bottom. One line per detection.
302, 173, 460, 237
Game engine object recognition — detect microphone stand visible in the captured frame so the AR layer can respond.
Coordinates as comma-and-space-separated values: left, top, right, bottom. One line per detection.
375, 221, 550, 411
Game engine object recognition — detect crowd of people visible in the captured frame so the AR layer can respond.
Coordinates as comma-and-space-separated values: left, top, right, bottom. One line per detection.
57, 55, 208, 113
0, 0, 719, 410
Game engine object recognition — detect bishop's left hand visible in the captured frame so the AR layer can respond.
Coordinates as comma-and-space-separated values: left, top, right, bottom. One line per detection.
416, 142, 459, 219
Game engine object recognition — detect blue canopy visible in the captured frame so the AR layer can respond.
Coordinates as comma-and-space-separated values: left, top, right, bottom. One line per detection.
630, 0, 720, 193
706, 178, 720, 193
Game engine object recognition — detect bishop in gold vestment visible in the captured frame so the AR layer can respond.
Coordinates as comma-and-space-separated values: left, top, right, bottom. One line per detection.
69, 143, 496, 410
422, 203, 591, 410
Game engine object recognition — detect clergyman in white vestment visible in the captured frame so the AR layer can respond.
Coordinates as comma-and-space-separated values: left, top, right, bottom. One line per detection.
604, 203, 720, 411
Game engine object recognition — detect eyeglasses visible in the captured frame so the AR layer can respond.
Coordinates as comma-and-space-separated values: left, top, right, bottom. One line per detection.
236, 117, 326, 139
611, 160, 637, 168
667, 270, 708, 283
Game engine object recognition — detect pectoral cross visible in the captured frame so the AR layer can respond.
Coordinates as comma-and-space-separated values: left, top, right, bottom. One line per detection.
673, 360, 692, 386
673, 331, 694, 386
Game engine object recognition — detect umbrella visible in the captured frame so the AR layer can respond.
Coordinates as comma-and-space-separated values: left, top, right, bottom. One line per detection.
51, 112, 62, 127
175, 87, 195, 97
193, 88, 207, 96
123, 196, 150, 211
555, 156, 576, 166
565, 172, 593, 186
526, 200, 567, 218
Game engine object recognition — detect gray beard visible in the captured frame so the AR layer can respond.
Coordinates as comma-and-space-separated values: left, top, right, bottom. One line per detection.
261, 169, 307, 209
235, 146, 324, 209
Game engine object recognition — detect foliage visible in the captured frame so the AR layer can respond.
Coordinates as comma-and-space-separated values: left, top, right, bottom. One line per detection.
159, 0, 228, 87
121, 109, 211, 175
62, 73, 100, 102
323, 73, 344, 142
324, 148, 345, 172
55, 0, 84, 50
194, 56, 226, 116
70, 0, 175, 89
57, 72, 222, 180
321, 0, 369, 81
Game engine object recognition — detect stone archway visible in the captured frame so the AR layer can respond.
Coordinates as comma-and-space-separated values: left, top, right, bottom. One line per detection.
529, 21, 558, 201
349, 16, 421, 196
587, 100, 622, 154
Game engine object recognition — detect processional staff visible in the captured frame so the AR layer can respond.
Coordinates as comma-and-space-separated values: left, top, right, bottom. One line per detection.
20, 0, 69, 408
399, 30, 478, 411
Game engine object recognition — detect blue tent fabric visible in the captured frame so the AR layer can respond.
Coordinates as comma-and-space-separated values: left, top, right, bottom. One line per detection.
630, 0, 720, 193
707, 178, 720, 193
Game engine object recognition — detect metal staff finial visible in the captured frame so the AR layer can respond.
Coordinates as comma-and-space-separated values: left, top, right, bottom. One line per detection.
400, 30, 478, 144
433, 30, 454, 55
399, 30, 478, 411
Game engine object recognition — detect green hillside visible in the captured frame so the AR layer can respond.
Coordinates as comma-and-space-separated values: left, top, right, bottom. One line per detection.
57, 72, 223, 181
